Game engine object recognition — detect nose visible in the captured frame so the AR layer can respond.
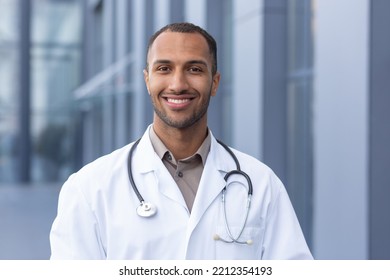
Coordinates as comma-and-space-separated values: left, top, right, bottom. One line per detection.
168, 71, 189, 93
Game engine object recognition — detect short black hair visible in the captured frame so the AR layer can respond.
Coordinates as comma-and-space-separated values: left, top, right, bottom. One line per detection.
145, 22, 218, 75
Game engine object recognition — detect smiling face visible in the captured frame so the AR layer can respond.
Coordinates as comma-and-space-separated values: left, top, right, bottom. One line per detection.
144, 31, 220, 131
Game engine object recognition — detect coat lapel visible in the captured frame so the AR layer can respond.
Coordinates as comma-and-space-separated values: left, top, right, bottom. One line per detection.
185, 135, 234, 244
134, 127, 188, 211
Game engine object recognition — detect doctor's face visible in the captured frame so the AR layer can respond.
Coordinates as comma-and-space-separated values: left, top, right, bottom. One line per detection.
144, 31, 220, 130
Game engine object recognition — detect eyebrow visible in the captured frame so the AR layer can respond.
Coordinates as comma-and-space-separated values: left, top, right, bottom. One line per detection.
152, 59, 171, 66
152, 59, 208, 67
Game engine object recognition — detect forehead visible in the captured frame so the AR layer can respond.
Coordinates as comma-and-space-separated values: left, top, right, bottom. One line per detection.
147, 31, 211, 63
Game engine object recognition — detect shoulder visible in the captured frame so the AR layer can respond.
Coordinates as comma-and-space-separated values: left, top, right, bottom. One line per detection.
213, 140, 285, 198
223, 147, 293, 217
62, 127, 153, 198
77, 144, 131, 179
235, 148, 283, 184
60, 142, 134, 197
210, 135, 279, 182
221, 144, 280, 181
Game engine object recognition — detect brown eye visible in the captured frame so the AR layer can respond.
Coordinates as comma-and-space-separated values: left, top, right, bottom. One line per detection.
188, 67, 202, 73
157, 66, 170, 72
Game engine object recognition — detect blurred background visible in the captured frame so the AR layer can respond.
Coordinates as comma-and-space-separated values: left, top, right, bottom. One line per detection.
0, 0, 389, 260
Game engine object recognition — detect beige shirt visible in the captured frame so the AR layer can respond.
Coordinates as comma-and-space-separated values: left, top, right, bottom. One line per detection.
149, 127, 211, 212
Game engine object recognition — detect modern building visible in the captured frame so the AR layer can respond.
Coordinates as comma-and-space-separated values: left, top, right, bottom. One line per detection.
0, 0, 389, 260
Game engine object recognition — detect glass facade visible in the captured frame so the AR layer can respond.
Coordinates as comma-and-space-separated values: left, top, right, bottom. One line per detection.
0, 0, 82, 183
206, 0, 233, 142
287, 0, 314, 246
76, 0, 136, 164
0, 0, 20, 182
30, 0, 82, 182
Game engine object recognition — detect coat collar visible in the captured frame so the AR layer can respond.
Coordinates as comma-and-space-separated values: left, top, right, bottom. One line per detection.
133, 125, 161, 174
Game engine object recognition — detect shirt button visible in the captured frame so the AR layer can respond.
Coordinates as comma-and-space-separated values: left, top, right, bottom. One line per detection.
167, 154, 172, 161
177, 171, 183, 178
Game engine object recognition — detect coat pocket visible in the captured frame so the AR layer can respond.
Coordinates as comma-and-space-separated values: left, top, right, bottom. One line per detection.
214, 225, 264, 259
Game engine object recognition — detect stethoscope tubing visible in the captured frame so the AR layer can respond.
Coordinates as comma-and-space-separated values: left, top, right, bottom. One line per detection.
127, 137, 254, 244
222, 188, 252, 244
127, 138, 143, 203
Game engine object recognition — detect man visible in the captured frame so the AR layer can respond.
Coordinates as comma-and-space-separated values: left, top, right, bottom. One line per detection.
50, 22, 313, 259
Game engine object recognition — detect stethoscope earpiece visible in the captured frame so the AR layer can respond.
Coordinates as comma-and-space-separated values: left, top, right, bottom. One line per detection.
213, 234, 221, 241
212, 234, 253, 246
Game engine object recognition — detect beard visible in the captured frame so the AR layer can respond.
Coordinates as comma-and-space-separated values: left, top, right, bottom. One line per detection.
151, 90, 212, 129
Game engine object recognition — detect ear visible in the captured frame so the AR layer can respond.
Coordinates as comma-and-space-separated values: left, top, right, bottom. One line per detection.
211, 72, 221, 97
143, 69, 150, 95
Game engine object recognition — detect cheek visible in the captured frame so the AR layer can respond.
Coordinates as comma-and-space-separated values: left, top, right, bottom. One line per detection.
147, 76, 165, 93
147, 82, 163, 102
146, 80, 156, 96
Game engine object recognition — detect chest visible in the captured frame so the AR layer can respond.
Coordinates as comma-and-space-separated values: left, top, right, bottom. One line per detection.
94, 171, 266, 259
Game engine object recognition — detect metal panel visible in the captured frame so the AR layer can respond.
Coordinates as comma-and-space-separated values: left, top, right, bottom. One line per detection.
369, 0, 390, 260
170, 0, 184, 23
19, 0, 31, 182
263, 0, 288, 183
206, 0, 225, 140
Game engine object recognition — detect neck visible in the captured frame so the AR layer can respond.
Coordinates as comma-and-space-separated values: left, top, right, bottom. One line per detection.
152, 119, 208, 160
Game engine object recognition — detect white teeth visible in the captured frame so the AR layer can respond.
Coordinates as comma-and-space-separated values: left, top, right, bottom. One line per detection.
167, 98, 190, 104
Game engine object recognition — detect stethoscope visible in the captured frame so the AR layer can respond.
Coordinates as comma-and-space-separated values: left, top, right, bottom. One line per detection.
127, 138, 254, 245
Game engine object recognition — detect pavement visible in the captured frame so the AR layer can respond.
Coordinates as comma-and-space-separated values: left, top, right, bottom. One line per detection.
0, 183, 61, 260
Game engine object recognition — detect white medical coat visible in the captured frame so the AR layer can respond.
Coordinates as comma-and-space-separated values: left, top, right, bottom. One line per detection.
50, 126, 313, 259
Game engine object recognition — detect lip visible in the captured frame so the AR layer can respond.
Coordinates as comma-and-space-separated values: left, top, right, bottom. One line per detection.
162, 95, 195, 109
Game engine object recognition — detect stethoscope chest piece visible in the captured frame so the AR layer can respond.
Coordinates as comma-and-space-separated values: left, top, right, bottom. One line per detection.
136, 202, 157, 218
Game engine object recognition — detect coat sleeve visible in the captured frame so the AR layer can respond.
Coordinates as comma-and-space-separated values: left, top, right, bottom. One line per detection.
261, 178, 313, 260
49, 174, 106, 259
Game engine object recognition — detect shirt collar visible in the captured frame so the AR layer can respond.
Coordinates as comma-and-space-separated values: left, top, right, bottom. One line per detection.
149, 126, 211, 165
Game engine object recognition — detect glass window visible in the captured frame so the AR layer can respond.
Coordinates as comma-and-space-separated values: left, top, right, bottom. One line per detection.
287, 0, 314, 246
0, 0, 20, 183
206, 0, 233, 142
30, 0, 82, 182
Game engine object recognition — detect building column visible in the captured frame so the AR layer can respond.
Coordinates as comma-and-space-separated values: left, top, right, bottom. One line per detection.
231, 0, 263, 159
263, 0, 288, 183
313, 0, 369, 259
19, 0, 31, 182
369, 0, 390, 260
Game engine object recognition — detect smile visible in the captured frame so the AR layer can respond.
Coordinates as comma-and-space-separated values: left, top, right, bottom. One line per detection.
167, 98, 191, 104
